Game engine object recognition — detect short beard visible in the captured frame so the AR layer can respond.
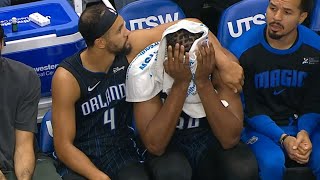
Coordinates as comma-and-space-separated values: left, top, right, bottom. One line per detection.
117, 44, 132, 55
268, 30, 283, 40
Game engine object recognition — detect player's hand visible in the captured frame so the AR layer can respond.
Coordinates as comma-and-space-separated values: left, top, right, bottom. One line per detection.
0, 170, 6, 180
293, 130, 312, 164
195, 42, 215, 88
283, 136, 300, 161
164, 43, 191, 85
218, 58, 244, 93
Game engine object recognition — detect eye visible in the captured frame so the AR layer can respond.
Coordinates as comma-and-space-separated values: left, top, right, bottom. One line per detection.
285, 11, 292, 15
269, 6, 276, 11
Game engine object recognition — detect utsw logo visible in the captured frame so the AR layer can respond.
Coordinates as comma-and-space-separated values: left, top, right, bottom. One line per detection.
129, 12, 179, 30
227, 13, 266, 38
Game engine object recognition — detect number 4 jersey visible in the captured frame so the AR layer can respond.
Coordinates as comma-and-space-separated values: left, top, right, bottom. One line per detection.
58, 50, 139, 170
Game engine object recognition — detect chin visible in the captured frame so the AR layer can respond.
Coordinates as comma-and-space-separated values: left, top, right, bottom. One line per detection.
268, 31, 283, 40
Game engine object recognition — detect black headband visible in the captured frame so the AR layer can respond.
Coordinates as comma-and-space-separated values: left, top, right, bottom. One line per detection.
93, 7, 118, 39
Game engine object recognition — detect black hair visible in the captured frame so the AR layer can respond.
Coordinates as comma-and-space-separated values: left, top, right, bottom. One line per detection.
78, 2, 118, 47
166, 29, 203, 52
299, 0, 314, 14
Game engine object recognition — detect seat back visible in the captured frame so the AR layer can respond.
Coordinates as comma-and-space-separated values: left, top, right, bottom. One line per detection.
39, 109, 54, 153
119, 0, 185, 31
310, 0, 320, 32
217, 0, 269, 48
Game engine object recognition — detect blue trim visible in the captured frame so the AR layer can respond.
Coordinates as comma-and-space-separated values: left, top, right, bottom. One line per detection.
261, 25, 303, 55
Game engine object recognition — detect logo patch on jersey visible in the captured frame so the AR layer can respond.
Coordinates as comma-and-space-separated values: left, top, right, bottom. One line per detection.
273, 89, 286, 95
88, 81, 101, 92
246, 136, 259, 145
113, 66, 125, 73
302, 57, 319, 65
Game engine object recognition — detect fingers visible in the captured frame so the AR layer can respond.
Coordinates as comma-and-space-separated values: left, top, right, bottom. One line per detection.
167, 45, 173, 62
295, 151, 311, 161
174, 43, 180, 64
226, 83, 239, 93
209, 42, 215, 66
295, 134, 303, 148
178, 44, 185, 64
294, 152, 310, 164
197, 49, 203, 65
184, 52, 190, 68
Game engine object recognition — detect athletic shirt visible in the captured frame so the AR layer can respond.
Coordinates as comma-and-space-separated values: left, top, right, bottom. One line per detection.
229, 24, 320, 124
159, 93, 210, 130
59, 50, 136, 164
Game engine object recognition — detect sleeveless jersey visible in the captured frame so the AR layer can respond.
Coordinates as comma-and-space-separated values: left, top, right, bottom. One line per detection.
229, 24, 320, 124
59, 51, 137, 166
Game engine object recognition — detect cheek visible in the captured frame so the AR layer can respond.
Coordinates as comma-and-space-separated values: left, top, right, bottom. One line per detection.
284, 18, 299, 29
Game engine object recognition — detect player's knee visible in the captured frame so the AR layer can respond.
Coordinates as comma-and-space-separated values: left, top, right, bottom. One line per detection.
221, 143, 259, 180
259, 154, 285, 173
116, 162, 149, 180
225, 155, 259, 179
150, 151, 192, 180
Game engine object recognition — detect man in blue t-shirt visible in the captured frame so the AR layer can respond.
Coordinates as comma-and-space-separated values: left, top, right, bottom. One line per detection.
228, 0, 320, 179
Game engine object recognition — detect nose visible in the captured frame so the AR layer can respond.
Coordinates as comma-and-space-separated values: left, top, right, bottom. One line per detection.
273, 9, 283, 21
124, 26, 130, 37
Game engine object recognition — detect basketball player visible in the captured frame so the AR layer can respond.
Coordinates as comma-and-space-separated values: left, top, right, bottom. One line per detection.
229, 0, 320, 179
126, 21, 259, 180
52, 2, 246, 180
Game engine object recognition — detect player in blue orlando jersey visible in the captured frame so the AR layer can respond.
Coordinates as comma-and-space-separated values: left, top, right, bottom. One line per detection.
228, 0, 320, 179
52, 2, 246, 180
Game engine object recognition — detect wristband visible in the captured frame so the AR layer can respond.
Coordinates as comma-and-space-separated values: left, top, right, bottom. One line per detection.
280, 134, 289, 146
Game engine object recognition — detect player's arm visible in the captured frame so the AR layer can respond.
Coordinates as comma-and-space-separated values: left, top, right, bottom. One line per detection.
14, 130, 35, 180
195, 43, 243, 149
52, 68, 110, 180
14, 70, 40, 180
134, 45, 191, 156
0, 170, 5, 180
207, 31, 244, 93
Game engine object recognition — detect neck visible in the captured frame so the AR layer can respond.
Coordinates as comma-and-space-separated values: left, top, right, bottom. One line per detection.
81, 48, 115, 73
266, 28, 298, 50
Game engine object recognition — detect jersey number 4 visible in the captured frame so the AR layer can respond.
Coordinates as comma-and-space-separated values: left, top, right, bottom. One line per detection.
104, 108, 115, 130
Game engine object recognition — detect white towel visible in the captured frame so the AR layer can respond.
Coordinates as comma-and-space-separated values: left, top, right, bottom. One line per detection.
126, 20, 209, 118
125, 41, 161, 102
153, 20, 209, 118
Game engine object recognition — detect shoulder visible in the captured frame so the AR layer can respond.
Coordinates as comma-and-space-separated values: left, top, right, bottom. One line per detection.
299, 25, 320, 51
228, 25, 264, 59
4, 57, 40, 86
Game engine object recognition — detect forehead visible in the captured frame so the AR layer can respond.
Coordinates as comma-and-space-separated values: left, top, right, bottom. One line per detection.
269, 0, 301, 9
108, 15, 124, 32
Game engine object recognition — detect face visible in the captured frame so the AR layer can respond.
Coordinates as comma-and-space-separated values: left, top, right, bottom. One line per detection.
103, 16, 131, 55
266, 0, 307, 40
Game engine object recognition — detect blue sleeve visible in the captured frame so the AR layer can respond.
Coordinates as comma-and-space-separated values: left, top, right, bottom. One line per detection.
298, 113, 320, 135
247, 115, 285, 143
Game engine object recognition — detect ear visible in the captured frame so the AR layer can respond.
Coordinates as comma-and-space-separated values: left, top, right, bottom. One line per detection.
93, 37, 106, 49
299, 12, 308, 24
